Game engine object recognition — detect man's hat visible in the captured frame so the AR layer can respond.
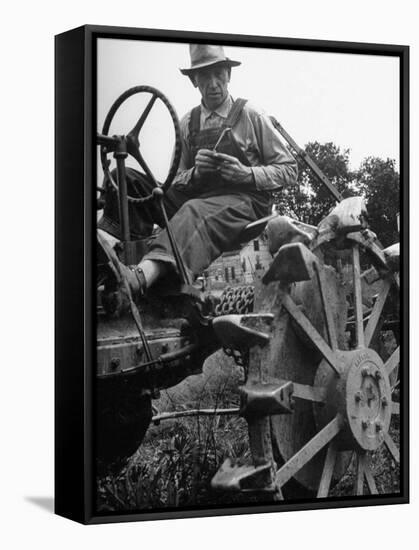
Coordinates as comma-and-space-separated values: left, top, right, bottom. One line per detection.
180, 44, 241, 75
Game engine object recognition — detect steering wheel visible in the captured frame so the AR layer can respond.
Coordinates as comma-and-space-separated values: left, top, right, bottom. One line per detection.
100, 85, 182, 202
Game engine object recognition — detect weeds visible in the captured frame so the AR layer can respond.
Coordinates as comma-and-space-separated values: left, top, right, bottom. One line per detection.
97, 352, 260, 512
97, 410, 259, 512
97, 351, 400, 512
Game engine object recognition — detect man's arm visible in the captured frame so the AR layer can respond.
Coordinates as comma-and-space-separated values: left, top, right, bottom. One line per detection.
249, 108, 298, 192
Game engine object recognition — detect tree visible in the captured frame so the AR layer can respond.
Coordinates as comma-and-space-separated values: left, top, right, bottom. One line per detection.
274, 143, 400, 248
355, 157, 400, 247
274, 141, 358, 226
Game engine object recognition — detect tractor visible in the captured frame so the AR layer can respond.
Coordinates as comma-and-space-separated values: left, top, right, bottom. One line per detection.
96, 85, 401, 500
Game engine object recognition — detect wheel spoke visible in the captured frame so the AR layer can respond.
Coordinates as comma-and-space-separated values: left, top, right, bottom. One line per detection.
314, 263, 338, 350
128, 93, 158, 138
384, 432, 400, 464
355, 453, 365, 495
391, 379, 400, 393
391, 401, 400, 415
347, 232, 388, 270
385, 346, 400, 376
352, 244, 365, 348
364, 279, 391, 347
292, 383, 327, 403
129, 146, 159, 188
281, 294, 342, 375
275, 415, 342, 488
317, 442, 337, 497
363, 457, 378, 495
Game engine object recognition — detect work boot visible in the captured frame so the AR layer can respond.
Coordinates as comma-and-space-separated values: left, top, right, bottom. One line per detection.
118, 263, 147, 300
97, 230, 147, 315
102, 262, 147, 316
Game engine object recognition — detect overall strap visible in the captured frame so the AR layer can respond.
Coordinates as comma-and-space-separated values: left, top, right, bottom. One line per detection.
224, 98, 251, 167
224, 98, 248, 129
188, 98, 250, 166
188, 105, 202, 138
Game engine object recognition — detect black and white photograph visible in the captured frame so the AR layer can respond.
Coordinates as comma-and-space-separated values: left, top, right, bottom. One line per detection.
3, 0, 418, 544
93, 33, 405, 517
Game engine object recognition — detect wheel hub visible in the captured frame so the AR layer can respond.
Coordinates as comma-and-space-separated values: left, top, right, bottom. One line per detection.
343, 349, 392, 451
315, 348, 392, 452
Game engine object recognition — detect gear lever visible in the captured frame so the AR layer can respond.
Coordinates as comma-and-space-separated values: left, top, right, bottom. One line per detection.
152, 188, 192, 286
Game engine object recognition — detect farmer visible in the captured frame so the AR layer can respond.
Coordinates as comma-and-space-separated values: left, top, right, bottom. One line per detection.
98, 44, 297, 298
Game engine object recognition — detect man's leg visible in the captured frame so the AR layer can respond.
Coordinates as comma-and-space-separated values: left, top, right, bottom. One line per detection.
98, 167, 200, 293
137, 193, 262, 289
97, 167, 267, 293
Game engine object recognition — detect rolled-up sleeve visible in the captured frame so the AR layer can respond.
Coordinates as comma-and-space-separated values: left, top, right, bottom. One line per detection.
249, 110, 298, 192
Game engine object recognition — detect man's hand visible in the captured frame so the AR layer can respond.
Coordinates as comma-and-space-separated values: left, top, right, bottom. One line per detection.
213, 152, 253, 184
194, 149, 253, 185
194, 149, 220, 180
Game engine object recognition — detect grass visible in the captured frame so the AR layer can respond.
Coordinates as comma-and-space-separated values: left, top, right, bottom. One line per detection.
96, 352, 268, 512
96, 351, 401, 513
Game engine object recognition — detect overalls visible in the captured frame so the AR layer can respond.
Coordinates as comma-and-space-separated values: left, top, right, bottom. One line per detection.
99, 99, 271, 281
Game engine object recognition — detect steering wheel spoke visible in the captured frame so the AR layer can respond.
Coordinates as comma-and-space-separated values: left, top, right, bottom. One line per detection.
128, 92, 158, 142
128, 143, 159, 188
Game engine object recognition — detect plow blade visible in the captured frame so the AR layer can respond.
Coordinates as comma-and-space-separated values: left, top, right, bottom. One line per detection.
211, 458, 275, 493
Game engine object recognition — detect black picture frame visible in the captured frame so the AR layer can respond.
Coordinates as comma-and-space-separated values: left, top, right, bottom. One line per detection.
55, 24, 409, 524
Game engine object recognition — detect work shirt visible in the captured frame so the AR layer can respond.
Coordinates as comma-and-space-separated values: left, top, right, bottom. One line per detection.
173, 95, 298, 192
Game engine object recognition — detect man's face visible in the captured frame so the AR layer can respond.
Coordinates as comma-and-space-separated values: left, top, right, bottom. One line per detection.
193, 64, 230, 110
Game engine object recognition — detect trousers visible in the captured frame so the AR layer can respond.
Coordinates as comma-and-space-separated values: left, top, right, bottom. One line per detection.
98, 167, 271, 281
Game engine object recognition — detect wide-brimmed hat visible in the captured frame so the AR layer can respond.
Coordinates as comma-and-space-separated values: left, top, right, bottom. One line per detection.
180, 44, 241, 75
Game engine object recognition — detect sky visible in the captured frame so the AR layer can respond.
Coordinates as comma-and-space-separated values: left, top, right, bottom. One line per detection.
97, 38, 399, 183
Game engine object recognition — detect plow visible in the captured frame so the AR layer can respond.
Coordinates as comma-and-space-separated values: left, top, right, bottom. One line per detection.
96, 85, 401, 500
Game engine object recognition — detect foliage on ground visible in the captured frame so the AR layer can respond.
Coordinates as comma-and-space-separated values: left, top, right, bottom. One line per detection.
97, 353, 264, 511
97, 351, 400, 512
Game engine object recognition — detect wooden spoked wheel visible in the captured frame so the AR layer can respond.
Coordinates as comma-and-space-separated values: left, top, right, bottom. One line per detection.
250, 232, 400, 497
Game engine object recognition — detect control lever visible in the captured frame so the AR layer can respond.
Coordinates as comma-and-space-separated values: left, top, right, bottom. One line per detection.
152, 188, 191, 286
